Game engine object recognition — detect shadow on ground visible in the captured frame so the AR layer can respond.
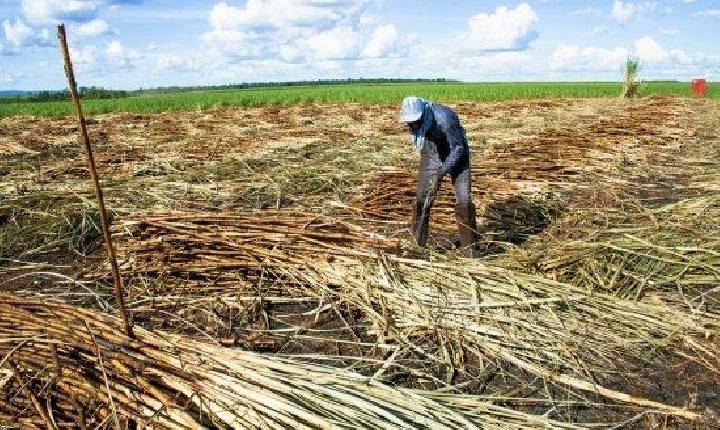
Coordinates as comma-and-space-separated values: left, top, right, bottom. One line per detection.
477, 194, 564, 256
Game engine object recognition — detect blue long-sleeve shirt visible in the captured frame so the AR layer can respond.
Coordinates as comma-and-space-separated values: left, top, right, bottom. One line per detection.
425, 104, 470, 177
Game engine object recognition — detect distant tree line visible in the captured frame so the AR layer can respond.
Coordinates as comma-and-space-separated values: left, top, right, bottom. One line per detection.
33, 87, 130, 101
0, 86, 129, 103
142, 78, 455, 94
2, 78, 456, 103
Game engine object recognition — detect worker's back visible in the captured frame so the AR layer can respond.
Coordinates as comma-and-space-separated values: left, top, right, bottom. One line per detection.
426, 103, 470, 176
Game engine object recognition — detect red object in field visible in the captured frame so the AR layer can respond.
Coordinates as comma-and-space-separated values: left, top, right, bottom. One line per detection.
691, 79, 708, 97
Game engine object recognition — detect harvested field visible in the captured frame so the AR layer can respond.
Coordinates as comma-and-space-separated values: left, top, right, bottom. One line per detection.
352, 96, 699, 236
1, 95, 719, 428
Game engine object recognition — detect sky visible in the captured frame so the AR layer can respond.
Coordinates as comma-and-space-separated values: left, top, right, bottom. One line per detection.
0, 0, 719, 90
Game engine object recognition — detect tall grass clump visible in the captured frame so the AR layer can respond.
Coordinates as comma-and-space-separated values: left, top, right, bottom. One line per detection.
622, 57, 642, 98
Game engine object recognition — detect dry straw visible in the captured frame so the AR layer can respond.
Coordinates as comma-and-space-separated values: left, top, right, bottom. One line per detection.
0, 294, 584, 429
77, 208, 719, 422
2, 94, 717, 427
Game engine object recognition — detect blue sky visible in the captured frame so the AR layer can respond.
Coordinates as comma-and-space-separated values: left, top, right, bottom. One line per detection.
1, 0, 719, 90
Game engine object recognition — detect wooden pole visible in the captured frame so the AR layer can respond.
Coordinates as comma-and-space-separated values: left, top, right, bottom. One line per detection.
56, 24, 134, 338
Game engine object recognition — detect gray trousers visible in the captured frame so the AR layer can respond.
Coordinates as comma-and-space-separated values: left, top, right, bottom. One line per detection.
415, 141, 472, 206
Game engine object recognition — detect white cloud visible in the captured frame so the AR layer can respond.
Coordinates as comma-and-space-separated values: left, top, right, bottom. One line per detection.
201, 29, 272, 60
611, 0, 657, 23
571, 7, 602, 17
358, 14, 377, 26
156, 55, 184, 70
305, 26, 362, 60
695, 10, 720, 17
634, 36, 666, 63
106, 40, 123, 56
201, 0, 406, 64
548, 36, 697, 77
202, 0, 369, 61
611, 0, 634, 23
361, 24, 406, 58
443, 51, 535, 77
463, 3, 538, 52
76, 19, 112, 36
2, 19, 52, 48
105, 40, 140, 68
69, 40, 140, 71
550, 44, 629, 71
3, 20, 32, 47
156, 54, 209, 72
634, 36, 692, 65
22, 0, 101, 24
70, 44, 98, 66
0, 41, 17, 56
0, 67, 13, 82
5, 0, 718, 88
278, 44, 304, 63
208, 0, 368, 33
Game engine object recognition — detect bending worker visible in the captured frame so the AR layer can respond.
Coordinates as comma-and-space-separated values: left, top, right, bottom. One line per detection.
399, 96, 479, 257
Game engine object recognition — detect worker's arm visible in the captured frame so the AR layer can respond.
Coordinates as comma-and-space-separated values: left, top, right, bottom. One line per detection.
437, 110, 468, 177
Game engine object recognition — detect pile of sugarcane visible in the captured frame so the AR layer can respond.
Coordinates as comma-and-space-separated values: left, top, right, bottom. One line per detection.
526, 195, 720, 301
0, 294, 587, 429
307, 255, 718, 420
111, 210, 396, 282
97, 222, 719, 422
76, 200, 717, 423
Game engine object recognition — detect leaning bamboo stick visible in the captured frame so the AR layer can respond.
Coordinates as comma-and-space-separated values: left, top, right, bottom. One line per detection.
56, 24, 133, 338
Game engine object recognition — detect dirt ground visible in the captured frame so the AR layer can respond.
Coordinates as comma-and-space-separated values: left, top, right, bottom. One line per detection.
1, 96, 719, 427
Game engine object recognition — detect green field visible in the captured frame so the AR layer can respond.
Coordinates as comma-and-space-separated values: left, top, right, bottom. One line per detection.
1, 81, 716, 117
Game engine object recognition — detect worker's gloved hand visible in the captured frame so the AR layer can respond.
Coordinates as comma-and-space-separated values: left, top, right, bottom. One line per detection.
437, 167, 448, 180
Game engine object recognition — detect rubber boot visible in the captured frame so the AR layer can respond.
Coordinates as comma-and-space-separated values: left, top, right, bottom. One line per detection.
411, 199, 429, 246
455, 203, 480, 258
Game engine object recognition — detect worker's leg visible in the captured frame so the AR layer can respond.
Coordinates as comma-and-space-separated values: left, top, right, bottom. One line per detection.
412, 142, 441, 246
452, 166, 480, 257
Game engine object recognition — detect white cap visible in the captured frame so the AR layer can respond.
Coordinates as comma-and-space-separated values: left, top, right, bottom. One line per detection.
399, 96, 425, 123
